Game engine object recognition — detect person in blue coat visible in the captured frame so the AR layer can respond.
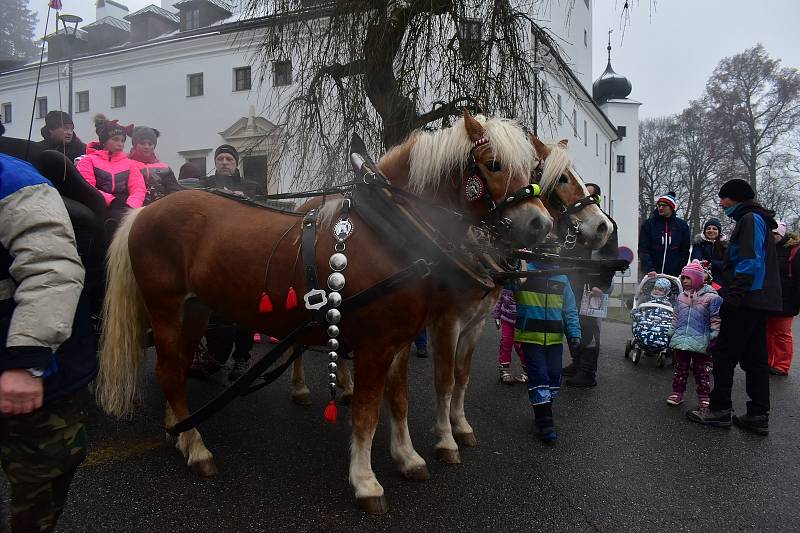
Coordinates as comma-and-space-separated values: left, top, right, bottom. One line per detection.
638, 192, 691, 277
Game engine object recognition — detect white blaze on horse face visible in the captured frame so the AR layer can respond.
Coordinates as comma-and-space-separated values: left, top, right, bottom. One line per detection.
506, 202, 553, 247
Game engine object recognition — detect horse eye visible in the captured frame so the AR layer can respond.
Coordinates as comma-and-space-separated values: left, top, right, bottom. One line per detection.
558, 175, 569, 185
485, 160, 502, 172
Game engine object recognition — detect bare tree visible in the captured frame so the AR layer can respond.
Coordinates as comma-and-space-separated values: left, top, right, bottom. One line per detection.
243, 0, 588, 187
638, 116, 680, 223
705, 44, 800, 191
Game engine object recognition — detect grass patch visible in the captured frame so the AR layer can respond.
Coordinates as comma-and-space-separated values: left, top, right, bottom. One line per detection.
604, 306, 632, 324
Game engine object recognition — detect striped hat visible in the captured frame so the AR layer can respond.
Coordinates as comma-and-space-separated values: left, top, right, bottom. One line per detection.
657, 191, 678, 211
681, 260, 706, 290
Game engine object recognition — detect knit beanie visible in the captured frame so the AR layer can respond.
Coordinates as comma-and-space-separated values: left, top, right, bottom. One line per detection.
774, 220, 787, 238
94, 114, 133, 144
214, 144, 239, 162
45, 110, 74, 130
718, 178, 755, 202
681, 260, 706, 290
131, 126, 159, 146
703, 217, 722, 234
656, 191, 678, 211
652, 277, 671, 296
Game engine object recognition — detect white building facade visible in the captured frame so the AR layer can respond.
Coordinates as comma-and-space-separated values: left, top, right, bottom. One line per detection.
0, 0, 640, 275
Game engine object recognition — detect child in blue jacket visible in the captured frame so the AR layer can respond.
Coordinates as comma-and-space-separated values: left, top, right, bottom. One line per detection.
513, 262, 581, 442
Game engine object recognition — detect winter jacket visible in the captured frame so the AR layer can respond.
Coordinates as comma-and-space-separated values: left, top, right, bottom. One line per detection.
669, 284, 722, 354
39, 133, 87, 163
77, 142, 146, 208
720, 201, 781, 312
129, 152, 182, 205
202, 171, 246, 192
773, 233, 800, 316
492, 288, 517, 324
638, 210, 691, 277
0, 153, 97, 401
513, 263, 581, 346
690, 233, 728, 285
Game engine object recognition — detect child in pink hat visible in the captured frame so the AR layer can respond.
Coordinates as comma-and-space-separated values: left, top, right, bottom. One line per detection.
666, 260, 722, 407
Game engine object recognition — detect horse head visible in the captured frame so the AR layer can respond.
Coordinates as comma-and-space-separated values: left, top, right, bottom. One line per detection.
530, 135, 612, 249
396, 110, 552, 247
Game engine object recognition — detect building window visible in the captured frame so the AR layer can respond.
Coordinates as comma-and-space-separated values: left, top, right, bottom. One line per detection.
234, 67, 251, 91
186, 156, 207, 177
595, 133, 599, 156
76, 91, 89, 113
36, 97, 47, 119
616, 154, 626, 173
182, 7, 200, 30
1, 103, 11, 124
618, 125, 627, 138
572, 109, 577, 137
583, 121, 588, 146
273, 60, 292, 86
584, 29, 588, 47
187, 73, 204, 97
111, 86, 126, 108
556, 94, 562, 125
460, 18, 482, 61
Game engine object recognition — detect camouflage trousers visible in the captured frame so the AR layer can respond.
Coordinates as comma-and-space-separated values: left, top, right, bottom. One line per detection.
0, 390, 88, 533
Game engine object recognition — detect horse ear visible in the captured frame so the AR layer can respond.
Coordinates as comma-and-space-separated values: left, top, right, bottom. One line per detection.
558, 139, 569, 148
530, 134, 549, 159
462, 109, 485, 143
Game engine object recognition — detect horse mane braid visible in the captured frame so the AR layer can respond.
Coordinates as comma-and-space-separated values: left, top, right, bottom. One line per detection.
406, 115, 534, 194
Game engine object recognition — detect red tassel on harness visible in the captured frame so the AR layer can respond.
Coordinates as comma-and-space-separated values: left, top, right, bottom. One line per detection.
258, 292, 273, 313
324, 400, 338, 423
285, 286, 298, 310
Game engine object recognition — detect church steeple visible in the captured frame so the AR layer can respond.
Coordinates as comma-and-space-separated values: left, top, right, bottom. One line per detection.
592, 30, 632, 103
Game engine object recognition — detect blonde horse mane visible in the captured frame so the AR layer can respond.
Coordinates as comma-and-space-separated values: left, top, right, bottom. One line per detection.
537, 141, 589, 197
396, 115, 534, 195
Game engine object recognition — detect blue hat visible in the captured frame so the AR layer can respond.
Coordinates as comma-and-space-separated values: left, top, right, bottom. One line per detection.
653, 278, 671, 293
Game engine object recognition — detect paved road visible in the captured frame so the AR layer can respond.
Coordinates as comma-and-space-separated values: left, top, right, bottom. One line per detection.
3, 319, 799, 532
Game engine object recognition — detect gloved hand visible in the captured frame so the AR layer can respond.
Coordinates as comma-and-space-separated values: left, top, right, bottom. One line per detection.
568, 338, 581, 350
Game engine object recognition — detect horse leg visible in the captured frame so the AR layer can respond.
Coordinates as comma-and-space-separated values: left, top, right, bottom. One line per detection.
155, 298, 217, 477
290, 355, 312, 405
337, 360, 354, 405
350, 346, 396, 515
429, 320, 461, 464
451, 321, 483, 447
384, 346, 428, 481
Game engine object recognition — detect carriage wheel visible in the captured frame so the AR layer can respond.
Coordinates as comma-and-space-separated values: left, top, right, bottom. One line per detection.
624, 340, 632, 359
631, 348, 641, 365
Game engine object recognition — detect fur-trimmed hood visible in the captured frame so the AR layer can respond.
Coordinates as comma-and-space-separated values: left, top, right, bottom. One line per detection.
694, 232, 727, 245
782, 232, 800, 248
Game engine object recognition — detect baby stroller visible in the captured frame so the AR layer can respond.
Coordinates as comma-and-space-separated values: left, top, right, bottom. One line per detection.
624, 274, 682, 368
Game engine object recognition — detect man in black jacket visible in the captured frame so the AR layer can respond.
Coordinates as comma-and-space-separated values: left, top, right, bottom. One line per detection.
687, 179, 781, 435
39, 111, 86, 162
638, 192, 690, 277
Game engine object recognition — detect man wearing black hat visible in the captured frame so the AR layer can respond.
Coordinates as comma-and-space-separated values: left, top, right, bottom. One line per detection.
203, 144, 246, 192
39, 111, 86, 162
687, 178, 781, 435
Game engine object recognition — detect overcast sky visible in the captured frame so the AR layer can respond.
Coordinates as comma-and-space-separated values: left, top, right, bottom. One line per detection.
27, 0, 800, 120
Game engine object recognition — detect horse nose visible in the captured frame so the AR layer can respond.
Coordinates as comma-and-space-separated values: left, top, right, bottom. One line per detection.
597, 221, 608, 235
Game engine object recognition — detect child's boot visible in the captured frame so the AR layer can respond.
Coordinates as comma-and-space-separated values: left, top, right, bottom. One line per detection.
697, 395, 710, 409
533, 403, 557, 443
499, 364, 515, 385
518, 366, 528, 383
666, 392, 684, 406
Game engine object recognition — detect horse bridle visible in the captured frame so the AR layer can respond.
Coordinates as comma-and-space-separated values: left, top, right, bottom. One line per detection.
462, 137, 542, 235
531, 158, 600, 250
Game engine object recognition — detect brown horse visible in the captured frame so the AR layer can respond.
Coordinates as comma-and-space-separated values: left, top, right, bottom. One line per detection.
297, 135, 613, 463
96, 111, 551, 513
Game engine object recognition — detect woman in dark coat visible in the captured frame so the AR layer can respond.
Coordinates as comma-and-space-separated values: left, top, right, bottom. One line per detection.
691, 218, 727, 286
767, 222, 800, 376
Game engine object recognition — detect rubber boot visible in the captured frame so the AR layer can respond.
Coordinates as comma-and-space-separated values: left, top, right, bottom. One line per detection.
532, 403, 557, 443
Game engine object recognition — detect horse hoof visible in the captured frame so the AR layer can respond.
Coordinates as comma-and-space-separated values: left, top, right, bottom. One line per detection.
454, 432, 477, 447
356, 495, 389, 515
339, 392, 353, 405
435, 448, 462, 464
402, 465, 430, 481
291, 392, 312, 406
189, 458, 218, 477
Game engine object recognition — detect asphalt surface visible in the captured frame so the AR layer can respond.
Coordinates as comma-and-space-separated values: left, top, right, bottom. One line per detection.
3, 319, 799, 532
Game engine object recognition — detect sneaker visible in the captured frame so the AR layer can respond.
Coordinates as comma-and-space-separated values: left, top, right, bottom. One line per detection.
517, 369, 528, 383
565, 370, 596, 388
666, 393, 684, 406
563, 362, 579, 377
769, 367, 788, 376
415, 346, 428, 358
499, 365, 515, 385
228, 359, 249, 381
698, 396, 710, 409
732, 413, 769, 436
686, 407, 732, 428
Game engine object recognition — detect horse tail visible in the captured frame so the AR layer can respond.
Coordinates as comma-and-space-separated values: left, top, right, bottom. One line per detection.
97, 208, 147, 417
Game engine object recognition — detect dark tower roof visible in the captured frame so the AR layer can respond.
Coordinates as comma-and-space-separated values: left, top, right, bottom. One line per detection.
592, 34, 632, 103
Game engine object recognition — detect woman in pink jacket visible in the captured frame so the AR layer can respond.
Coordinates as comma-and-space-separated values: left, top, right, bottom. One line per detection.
77, 115, 145, 212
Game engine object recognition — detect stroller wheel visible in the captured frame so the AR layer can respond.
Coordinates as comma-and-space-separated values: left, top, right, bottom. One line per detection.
624, 340, 632, 359
631, 348, 641, 365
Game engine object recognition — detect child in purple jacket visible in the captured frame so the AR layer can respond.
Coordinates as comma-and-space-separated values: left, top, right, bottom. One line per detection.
493, 287, 527, 384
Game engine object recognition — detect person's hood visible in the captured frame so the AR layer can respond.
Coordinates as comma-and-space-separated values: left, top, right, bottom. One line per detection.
784, 232, 800, 248
694, 232, 727, 245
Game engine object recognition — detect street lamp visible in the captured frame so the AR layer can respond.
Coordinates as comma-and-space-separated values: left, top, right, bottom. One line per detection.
57, 13, 82, 116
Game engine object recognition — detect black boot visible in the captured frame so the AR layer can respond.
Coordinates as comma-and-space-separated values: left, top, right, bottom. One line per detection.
733, 413, 769, 436
566, 369, 597, 388
532, 403, 557, 443
562, 361, 579, 377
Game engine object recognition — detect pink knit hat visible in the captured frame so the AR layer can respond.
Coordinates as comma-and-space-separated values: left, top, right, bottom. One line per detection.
681, 260, 706, 290
774, 221, 787, 238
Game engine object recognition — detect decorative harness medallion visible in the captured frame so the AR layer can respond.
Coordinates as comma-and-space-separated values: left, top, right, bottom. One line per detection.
464, 174, 485, 202
333, 218, 353, 242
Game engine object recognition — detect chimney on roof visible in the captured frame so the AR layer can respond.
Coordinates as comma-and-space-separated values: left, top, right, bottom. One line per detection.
96, 0, 129, 21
